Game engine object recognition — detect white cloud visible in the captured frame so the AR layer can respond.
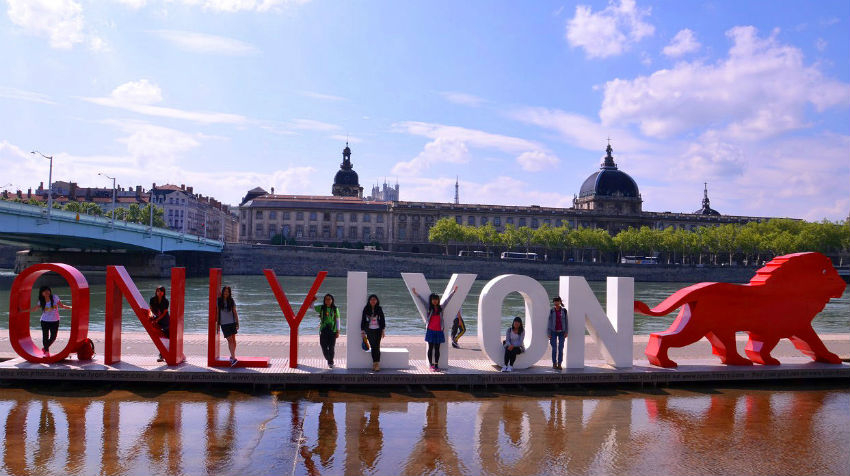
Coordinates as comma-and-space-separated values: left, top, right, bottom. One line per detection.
565, 0, 655, 59
82, 80, 248, 124
600, 26, 850, 139
114, 0, 148, 8
7, 0, 85, 49
662, 29, 700, 57
516, 151, 559, 172
329, 134, 361, 144
392, 121, 557, 175
177, 0, 311, 13
0, 86, 55, 105
439, 91, 486, 107
150, 30, 258, 56
510, 107, 649, 152
399, 176, 574, 208
299, 91, 346, 101
289, 119, 341, 131
816, 38, 827, 52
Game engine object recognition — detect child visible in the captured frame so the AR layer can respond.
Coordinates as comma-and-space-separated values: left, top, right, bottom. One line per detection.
360, 294, 385, 371
313, 293, 340, 368
450, 310, 466, 349
148, 286, 170, 362
547, 296, 568, 369
217, 286, 240, 367
28, 286, 72, 357
502, 316, 525, 372
412, 285, 458, 371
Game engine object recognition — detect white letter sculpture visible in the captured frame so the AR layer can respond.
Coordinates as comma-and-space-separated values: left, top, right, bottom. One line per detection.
477, 274, 549, 369
563, 276, 634, 369
401, 272, 476, 368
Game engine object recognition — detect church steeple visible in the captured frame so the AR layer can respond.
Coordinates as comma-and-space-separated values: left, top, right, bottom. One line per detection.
694, 182, 720, 216
602, 139, 617, 169
332, 142, 363, 198
341, 141, 352, 169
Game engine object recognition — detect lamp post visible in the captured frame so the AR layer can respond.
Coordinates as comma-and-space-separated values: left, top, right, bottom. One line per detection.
30, 151, 53, 222
98, 172, 116, 229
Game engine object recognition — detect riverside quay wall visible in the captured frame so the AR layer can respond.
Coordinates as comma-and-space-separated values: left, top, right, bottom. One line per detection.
220, 244, 757, 282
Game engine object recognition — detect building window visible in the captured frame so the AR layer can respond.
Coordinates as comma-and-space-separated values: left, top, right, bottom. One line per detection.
308, 225, 317, 238
363, 213, 371, 222
349, 226, 357, 239
336, 213, 344, 221
255, 223, 263, 233
268, 228, 275, 238
376, 214, 384, 223
269, 210, 277, 220
296, 225, 304, 238
283, 212, 290, 220
296, 211, 304, 220
255, 210, 263, 219
481, 216, 488, 225
350, 213, 358, 222
309, 212, 317, 221
322, 225, 330, 238
518, 217, 526, 227
555, 219, 562, 227
544, 219, 551, 226
336, 226, 344, 239
467, 216, 475, 226
399, 228, 407, 240
241, 224, 246, 235
241, 210, 246, 219
455, 215, 462, 224
531, 218, 539, 228
376, 227, 384, 239
323, 212, 331, 221
282, 225, 291, 237
506, 217, 514, 225
494, 217, 501, 226
362, 227, 371, 241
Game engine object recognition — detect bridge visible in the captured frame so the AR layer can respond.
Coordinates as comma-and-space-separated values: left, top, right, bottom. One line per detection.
0, 200, 223, 253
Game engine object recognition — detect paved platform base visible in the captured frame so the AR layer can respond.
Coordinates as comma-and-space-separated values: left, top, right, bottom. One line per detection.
0, 355, 846, 387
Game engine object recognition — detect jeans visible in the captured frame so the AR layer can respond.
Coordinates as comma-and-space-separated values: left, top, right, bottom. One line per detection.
550, 331, 566, 365
365, 328, 382, 363
319, 328, 337, 364
504, 346, 523, 366
41, 321, 59, 351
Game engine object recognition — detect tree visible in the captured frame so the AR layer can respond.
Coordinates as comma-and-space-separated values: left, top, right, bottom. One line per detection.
499, 224, 521, 251
428, 217, 463, 255
477, 223, 500, 254
140, 203, 165, 228
517, 226, 534, 253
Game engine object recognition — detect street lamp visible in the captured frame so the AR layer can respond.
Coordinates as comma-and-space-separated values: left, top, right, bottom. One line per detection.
30, 150, 53, 221
98, 172, 116, 229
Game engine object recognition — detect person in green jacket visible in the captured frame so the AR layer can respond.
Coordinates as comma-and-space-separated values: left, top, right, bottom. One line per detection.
312, 293, 340, 368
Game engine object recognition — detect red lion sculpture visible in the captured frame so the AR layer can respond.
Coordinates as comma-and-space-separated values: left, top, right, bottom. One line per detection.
635, 252, 845, 368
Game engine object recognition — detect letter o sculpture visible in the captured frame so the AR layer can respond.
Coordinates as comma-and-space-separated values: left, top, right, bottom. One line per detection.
477, 274, 549, 369
8, 263, 90, 363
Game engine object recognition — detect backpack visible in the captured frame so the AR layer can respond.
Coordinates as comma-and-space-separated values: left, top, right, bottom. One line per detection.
76, 338, 95, 360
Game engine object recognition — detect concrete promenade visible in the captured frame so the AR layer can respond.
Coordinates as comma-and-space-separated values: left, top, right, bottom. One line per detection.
0, 332, 847, 387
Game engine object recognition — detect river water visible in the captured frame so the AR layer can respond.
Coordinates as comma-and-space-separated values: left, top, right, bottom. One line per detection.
0, 383, 845, 476
1, 274, 847, 335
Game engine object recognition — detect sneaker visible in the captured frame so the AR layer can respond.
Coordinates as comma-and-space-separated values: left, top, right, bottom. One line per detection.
501, 366, 509, 372
451, 342, 460, 349
430, 364, 437, 372
229, 357, 238, 367
433, 364, 440, 372
328, 362, 334, 369
157, 355, 165, 362
506, 365, 513, 372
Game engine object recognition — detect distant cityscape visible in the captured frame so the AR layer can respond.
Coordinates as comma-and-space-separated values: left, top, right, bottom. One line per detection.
1, 141, 788, 253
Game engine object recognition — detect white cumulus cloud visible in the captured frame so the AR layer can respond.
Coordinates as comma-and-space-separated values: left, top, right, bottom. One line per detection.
516, 151, 559, 172
7, 0, 85, 49
600, 26, 850, 139
565, 0, 655, 59
663, 29, 701, 57
150, 30, 258, 56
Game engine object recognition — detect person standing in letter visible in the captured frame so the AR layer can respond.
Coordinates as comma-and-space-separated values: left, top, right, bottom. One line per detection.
547, 296, 568, 370
148, 286, 170, 362
312, 293, 340, 369
27, 286, 72, 357
502, 316, 525, 372
217, 286, 240, 367
450, 310, 466, 349
360, 294, 385, 371
412, 286, 458, 372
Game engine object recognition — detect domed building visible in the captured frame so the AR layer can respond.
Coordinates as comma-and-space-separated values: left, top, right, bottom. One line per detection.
694, 183, 720, 216
574, 143, 642, 215
332, 143, 363, 198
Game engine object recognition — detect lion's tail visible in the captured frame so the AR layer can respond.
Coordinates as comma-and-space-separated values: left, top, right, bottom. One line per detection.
634, 282, 717, 316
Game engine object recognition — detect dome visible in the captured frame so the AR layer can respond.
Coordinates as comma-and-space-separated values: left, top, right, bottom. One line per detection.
578, 144, 639, 199
694, 183, 720, 215
334, 168, 360, 186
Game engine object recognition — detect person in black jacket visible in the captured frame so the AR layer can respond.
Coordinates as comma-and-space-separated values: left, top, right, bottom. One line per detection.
360, 294, 385, 371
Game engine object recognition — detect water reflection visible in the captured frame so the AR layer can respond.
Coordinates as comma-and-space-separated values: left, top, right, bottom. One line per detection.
0, 385, 845, 475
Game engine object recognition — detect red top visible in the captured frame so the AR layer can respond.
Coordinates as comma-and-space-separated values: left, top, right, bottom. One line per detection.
555, 309, 563, 331
427, 313, 442, 331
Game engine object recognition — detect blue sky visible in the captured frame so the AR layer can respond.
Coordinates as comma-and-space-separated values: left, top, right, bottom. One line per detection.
1, 0, 848, 220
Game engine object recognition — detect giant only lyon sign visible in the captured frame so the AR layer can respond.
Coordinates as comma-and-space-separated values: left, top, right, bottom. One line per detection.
7, 253, 844, 369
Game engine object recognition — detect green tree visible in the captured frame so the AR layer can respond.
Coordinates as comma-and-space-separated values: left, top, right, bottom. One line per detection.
517, 226, 534, 253
428, 217, 464, 255
477, 223, 500, 254
140, 203, 166, 228
499, 224, 521, 251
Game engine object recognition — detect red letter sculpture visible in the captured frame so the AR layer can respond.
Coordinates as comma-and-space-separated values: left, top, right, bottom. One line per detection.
207, 268, 270, 367
104, 265, 185, 366
8, 263, 90, 363
635, 252, 845, 368
264, 270, 327, 368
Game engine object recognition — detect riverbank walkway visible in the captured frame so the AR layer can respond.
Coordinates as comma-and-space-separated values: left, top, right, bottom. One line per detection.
0, 333, 847, 386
